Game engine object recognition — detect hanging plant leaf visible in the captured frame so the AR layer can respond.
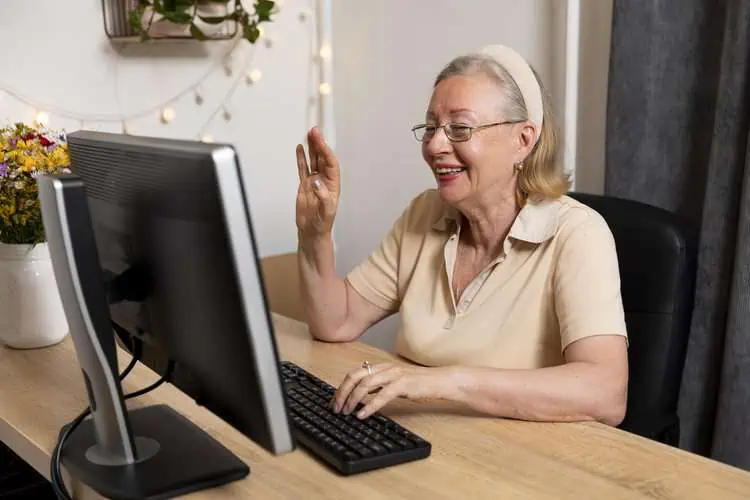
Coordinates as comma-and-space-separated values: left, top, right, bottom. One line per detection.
161, 10, 193, 24
243, 22, 260, 43
198, 15, 229, 24
256, 0, 275, 22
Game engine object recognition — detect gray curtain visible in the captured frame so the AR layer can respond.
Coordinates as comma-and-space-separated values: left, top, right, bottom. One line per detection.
606, 0, 750, 470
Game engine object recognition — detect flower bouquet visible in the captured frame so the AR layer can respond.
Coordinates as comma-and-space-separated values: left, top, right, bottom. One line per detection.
0, 122, 70, 244
0, 122, 70, 348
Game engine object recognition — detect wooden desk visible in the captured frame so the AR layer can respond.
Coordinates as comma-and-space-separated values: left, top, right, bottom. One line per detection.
1, 314, 749, 499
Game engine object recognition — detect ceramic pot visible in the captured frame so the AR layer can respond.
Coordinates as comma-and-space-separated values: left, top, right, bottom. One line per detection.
0, 243, 69, 349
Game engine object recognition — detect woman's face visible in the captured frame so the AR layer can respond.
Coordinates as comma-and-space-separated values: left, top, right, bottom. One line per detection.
421, 73, 533, 208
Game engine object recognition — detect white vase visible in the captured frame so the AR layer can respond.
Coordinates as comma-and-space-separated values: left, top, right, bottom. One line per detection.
0, 243, 69, 349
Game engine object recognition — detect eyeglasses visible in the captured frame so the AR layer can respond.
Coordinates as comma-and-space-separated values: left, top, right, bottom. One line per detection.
411, 121, 523, 143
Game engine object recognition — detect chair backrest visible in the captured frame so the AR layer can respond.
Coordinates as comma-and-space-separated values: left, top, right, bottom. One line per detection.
567, 192, 697, 445
260, 252, 305, 323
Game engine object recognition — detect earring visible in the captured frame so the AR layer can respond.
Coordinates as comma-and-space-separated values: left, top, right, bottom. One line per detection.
514, 162, 524, 172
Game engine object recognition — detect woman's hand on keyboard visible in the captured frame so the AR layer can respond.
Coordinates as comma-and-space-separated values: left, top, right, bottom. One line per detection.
331, 362, 449, 419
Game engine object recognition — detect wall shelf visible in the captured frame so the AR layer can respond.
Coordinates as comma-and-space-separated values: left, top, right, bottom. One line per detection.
101, 0, 238, 43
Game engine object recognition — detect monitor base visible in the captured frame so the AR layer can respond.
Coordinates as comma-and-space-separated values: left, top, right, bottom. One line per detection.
61, 404, 250, 500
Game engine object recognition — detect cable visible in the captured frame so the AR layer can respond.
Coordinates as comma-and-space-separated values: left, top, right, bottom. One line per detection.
112, 322, 143, 382
50, 326, 170, 499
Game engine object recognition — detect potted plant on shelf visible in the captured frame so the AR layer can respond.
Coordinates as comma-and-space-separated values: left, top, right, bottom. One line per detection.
0, 123, 70, 349
126, 0, 276, 43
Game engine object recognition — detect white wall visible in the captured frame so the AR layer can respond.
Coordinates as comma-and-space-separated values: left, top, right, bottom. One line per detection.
332, 0, 613, 350
0, 0, 317, 258
575, 0, 613, 194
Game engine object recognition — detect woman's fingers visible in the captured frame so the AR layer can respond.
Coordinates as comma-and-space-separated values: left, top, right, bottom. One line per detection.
333, 363, 394, 414
295, 144, 309, 181
342, 368, 397, 415
307, 130, 319, 175
357, 384, 402, 419
333, 367, 369, 413
308, 127, 340, 185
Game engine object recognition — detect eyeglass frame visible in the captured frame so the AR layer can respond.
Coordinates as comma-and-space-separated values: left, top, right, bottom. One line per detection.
410, 120, 526, 143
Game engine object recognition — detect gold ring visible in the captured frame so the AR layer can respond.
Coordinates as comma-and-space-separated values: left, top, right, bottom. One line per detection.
362, 360, 372, 375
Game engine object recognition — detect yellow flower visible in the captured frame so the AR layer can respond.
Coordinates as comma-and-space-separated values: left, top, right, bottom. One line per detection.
21, 155, 37, 172
49, 147, 69, 168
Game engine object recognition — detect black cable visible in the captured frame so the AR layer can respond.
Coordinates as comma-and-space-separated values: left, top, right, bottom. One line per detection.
50, 324, 164, 500
113, 322, 143, 382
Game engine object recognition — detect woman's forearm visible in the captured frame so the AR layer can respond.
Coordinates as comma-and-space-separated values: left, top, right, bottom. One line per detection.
441, 362, 627, 426
297, 232, 352, 342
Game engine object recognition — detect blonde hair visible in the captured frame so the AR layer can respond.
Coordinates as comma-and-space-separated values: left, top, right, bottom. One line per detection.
435, 55, 571, 206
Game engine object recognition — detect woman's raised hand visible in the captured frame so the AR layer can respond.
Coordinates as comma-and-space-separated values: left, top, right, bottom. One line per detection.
295, 127, 341, 239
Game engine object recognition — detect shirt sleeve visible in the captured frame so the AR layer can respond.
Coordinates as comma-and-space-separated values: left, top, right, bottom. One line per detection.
345, 208, 408, 313
553, 211, 628, 351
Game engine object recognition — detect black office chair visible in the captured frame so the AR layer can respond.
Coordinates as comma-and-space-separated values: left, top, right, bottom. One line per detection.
567, 192, 697, 446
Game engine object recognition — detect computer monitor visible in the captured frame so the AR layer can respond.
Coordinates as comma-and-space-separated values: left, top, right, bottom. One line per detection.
37, 130, 295, 499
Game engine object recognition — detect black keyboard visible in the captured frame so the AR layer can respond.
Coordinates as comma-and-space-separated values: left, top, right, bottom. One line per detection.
279, 361, 431, 475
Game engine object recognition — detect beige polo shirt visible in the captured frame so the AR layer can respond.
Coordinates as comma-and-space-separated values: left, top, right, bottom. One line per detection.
346, 189, 627, 369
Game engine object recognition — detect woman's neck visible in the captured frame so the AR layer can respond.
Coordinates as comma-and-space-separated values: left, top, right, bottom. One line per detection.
458, 192, 520, 255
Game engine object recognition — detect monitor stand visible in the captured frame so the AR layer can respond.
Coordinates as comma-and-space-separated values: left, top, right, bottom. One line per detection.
62, 405, 249, 500
38, 174, 249, 499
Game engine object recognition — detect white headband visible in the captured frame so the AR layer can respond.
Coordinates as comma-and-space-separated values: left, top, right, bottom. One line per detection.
479, 45, 544, 143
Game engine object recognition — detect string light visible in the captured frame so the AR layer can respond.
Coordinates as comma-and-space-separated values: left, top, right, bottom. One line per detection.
200, 134, 214, 143
264, 35, 276, 49
245, 69, 263, 84
34, 111, 50, 127
299, 8, 311, 22
194, 89, 204, 105
222, 108, 232, 121
318, 82, 331, 95
319, 44, 332, 60
160, 107, 176, 124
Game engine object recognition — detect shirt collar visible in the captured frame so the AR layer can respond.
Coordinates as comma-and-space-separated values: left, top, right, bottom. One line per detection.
432, 197, 561, 244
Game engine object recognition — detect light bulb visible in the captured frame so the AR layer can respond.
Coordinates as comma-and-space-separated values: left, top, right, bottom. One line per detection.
35, 111, 50, 127
318, 82, 332, 95
201, 134, 214, 143
257, 26, 265, 39
122, 122, 134, 135
264, 35, 275, 48
194, 89, 204, 105
160, 107, 176, 124
222, 108, 232, 121
298, 8, 311, 22
319, 45, 332, 60
245, 69, 263, 84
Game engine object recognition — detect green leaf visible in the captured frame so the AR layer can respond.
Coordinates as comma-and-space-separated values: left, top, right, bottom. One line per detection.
162, 10, 193, 23
198, 14, 228, 24
128, 7, 144, 34
172, 0, 196, 8
243, 22, 260, 43
256, 0, 274, 21
190, 23, 208, 40
153, 0, 166, 14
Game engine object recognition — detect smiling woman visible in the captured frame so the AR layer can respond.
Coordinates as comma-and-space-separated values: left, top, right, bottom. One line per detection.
293, 44, 628, 427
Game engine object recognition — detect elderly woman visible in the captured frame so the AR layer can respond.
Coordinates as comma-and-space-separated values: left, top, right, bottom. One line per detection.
294, 45, 628, 426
